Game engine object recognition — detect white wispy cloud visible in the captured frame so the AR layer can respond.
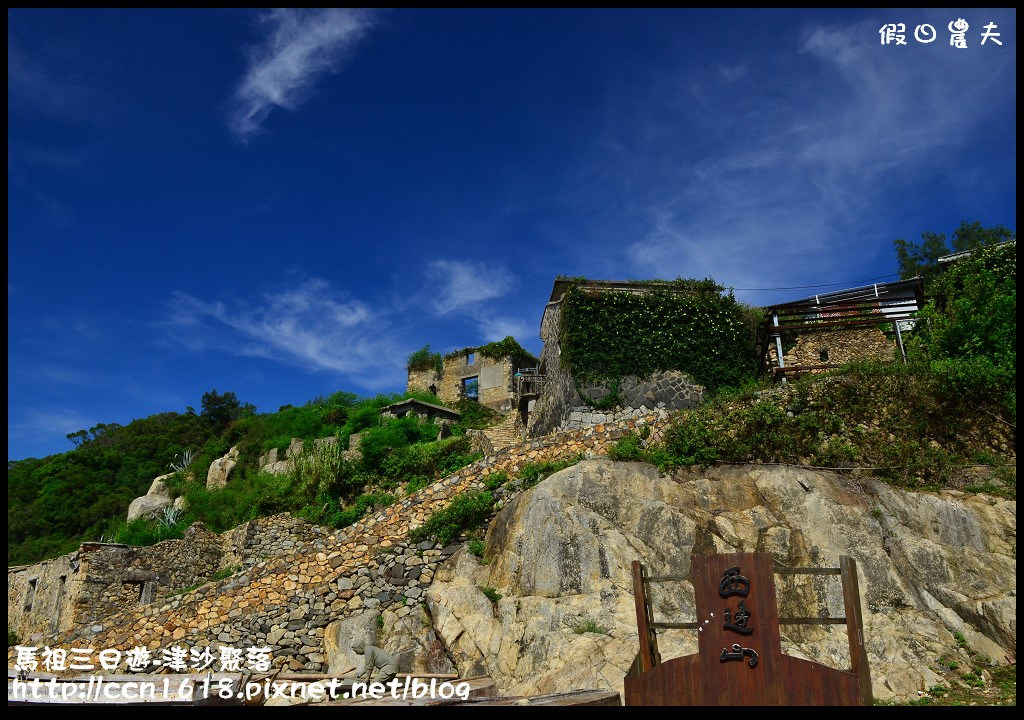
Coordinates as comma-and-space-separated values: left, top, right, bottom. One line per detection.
564, 13, 1015, 303
8, 408, 96, 449
426, 260, 515, 315
477, 316, 536, 345
7, 38, 94, 120
228, 8, 377, 142
167, 278, 402, 387
418, 259, 539, 346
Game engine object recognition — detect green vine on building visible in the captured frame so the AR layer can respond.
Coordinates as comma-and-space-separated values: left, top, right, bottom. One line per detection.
558, 278, 762, 407
443, 336, 539, 367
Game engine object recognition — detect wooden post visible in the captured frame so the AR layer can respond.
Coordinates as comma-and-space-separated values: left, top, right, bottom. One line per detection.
840, 556, 873, 706
631, 561, 656, 672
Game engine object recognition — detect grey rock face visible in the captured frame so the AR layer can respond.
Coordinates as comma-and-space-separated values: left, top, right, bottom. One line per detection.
426, 459, 1015, 703
126, 474, 175, 522
206, 445, 240, 490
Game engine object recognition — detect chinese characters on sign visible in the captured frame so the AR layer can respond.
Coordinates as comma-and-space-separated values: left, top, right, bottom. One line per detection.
718, 566, 759, 669
13, 645, 274, 674
880, 20, 1003, 47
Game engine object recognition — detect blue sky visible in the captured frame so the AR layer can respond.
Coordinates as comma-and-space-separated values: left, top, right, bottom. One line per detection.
8, 9, 1016, 461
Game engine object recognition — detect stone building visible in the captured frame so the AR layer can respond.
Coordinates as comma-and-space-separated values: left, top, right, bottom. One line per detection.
763, 277, 924, 380
8, 515, 333, 644
380, 398, 462, 424
527, 279, 706, 438
406, 338, 538, 414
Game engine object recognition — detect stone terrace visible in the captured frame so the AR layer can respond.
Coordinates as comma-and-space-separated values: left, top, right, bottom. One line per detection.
30, 413, 673, 672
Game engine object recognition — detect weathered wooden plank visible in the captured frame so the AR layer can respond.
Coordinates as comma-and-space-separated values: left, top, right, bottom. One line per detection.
841, 556, 874, 706
626, 553, 868, 705
631, 560, 656, 673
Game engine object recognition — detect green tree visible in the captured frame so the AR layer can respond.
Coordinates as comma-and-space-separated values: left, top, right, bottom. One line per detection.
200, 389, 245, 432
907, 240, 1016, 415
894, 221, 1015, 286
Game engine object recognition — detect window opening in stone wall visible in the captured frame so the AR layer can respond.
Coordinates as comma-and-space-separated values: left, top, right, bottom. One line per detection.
462, 376, 479, 401
24, 578, 37, 612
52, 575, 67, 631
138, 580, 157, 606
467, 352, 475, 365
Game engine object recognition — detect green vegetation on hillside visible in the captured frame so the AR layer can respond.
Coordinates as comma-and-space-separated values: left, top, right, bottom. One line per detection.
8, 390, 492, 565
611, 227, 1016, 496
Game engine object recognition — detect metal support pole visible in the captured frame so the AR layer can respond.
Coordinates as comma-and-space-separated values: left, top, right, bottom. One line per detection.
894, 321, 907, 363
773, 312, 786, 384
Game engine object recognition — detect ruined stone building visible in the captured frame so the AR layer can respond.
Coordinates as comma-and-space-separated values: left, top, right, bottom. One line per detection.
8, 516, 334, 644
406, 339, 538, 414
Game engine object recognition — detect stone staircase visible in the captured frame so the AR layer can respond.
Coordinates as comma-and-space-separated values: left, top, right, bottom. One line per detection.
480, 413, 523, 452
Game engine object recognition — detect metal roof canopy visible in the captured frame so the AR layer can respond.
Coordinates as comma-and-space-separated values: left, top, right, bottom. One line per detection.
762, 277, 926, 378
764, 276, 925, 313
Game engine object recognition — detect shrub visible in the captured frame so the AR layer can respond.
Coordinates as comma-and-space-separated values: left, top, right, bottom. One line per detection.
467, 539, 485, 558
212, 564, 241, 582
405, 475, 430, 495
331, 492, 397, 528
407, 344, 443, 374
479, 586, 502, 603
574, 620, 609, 635
483, 471, 509, 491
410, 491, 494, 546
607, 431, 645, 461
114, 516, 186, 546
518, 456, 583, 489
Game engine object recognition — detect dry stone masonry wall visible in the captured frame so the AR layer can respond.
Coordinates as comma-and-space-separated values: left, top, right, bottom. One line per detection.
13, 413, 671, 673
770, 327, 898, 371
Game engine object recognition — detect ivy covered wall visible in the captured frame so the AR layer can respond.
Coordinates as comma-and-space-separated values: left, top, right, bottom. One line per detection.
558, 278, 763, 406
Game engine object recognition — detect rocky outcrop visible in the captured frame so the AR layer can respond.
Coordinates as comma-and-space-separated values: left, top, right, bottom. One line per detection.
258, 438, 305, 475
426, 460, 1016, 702
206, 445, 240, 490
126, 474, 175, 522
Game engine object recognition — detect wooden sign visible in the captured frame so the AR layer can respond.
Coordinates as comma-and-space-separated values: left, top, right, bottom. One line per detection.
624, 553, 870, 706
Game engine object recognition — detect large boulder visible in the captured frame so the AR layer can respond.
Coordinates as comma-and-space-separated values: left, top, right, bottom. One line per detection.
425, 459, 1015, 703
126, 474, 175, 523
206, 445, 241, 490
323, 610, 381, 676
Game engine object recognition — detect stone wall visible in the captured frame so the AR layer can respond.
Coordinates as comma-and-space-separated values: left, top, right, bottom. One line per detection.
407, 367, 442, 396
23, 413, 672, 673
577, 370, 704, 413
8, 553, 78, 641
438, 353, 516, 412
769, 327, 898, 372
7, 513, 339, 645
527, 301, 578, 438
